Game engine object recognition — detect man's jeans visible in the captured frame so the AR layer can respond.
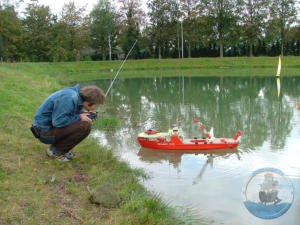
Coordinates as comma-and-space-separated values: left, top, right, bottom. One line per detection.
39, 121, 91, 154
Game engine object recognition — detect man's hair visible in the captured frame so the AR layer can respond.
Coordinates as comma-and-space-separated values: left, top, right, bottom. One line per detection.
80, 85, 105, 105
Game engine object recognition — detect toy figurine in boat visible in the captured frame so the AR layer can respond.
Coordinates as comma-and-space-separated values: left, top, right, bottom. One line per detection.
137, 118, 241, 150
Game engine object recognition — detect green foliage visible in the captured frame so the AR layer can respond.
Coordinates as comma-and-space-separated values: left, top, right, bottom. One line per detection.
122, 194, 177, 224
179, 0, 205, 58
96, 117, 118, 129
268, 0, 298, 55
90, 0, 117, 60
236, 0, 270, 56
148, 0, 180, 59
0, 6, 22, 61
60, 1, 89, 60
1, 0, 300, 61
82, 55, 92, 61
22, 4, 56, 62
118, 0, 145, 59
198, 0, 240, 57
0, 168, 8, 181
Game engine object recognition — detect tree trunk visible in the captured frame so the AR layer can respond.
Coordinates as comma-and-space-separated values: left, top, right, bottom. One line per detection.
188, 42, 191, 58
108, 35, 112, 61
219, 33, 224, 57
76, 50, 80, 61
281, 40, 284, 56
158, 46, 162, 59
102, 48, 106, 60
177, 23, 180, 59
280, 30, 284, 56
181, 21, 184, 59
249, 42, 253, 57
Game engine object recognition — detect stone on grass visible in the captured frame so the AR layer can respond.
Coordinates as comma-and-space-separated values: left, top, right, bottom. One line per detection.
90, 184, 121, 208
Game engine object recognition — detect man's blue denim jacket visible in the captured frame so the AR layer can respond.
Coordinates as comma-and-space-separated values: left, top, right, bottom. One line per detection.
33, 84, 83, 132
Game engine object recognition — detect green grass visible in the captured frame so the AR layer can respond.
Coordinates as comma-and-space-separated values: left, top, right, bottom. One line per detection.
1, 56, 299, 84
96, 117, 118, 130
0, 63, 201, 224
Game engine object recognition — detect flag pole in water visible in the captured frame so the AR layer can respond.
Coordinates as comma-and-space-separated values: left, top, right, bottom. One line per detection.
276, 55, 282, 98
105, 39, 138, 97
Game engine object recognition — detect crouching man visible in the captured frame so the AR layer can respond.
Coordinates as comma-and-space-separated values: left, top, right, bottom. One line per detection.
31, 84, 105, 162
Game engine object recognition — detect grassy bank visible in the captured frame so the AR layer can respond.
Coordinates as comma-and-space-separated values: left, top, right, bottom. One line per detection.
1, 56, 299, 83
0, 65, 198, 224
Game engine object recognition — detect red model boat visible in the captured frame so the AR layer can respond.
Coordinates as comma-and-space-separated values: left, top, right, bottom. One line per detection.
137, 118, 241, 150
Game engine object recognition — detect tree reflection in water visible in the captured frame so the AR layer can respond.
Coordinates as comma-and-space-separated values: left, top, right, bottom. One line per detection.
137, 148, 241, 184
84, 76, 300, 225
90, 76, 298, 152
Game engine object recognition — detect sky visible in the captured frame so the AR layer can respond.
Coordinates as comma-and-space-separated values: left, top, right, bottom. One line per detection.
17, 0, 299, 20
19, 0, 148, 16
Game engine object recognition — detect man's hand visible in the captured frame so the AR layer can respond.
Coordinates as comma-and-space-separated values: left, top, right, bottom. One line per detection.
80, 112, 92, 122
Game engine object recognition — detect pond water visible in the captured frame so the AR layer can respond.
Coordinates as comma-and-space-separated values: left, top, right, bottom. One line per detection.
82, 76, 300, 225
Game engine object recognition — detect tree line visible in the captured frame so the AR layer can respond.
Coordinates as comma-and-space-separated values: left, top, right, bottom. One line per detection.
0, 0, 299, 62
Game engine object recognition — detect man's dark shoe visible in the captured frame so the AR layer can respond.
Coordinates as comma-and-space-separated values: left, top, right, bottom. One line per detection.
46, 148, 72, 162
64, 151, 75, 160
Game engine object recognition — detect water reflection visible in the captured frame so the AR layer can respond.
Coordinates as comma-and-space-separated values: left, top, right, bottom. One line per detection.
138, 148, 241, 184
138, 148, 239, 168
81, 76, 300, 225
86, 76, 299, 151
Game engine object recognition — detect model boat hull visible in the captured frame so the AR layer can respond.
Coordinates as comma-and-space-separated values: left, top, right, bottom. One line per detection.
137, 130, 241, 150
137, 137, 239, 150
